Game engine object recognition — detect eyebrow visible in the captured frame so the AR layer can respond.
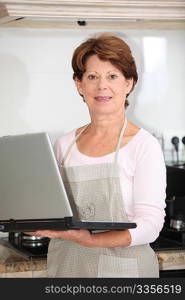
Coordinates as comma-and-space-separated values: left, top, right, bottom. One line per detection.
85, 70, 121, 74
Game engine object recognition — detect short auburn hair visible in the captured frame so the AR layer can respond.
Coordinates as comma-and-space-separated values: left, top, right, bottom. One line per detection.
72, 33, 138, 107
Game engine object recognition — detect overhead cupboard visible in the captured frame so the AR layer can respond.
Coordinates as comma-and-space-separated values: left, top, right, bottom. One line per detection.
0, 0, 185, 29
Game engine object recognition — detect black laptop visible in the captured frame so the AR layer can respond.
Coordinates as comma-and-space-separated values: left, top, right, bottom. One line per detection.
0, 132, 136, 232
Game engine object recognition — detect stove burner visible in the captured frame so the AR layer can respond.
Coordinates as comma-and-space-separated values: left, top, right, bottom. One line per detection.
10, 240, 49, 258
8, 232, 49, 259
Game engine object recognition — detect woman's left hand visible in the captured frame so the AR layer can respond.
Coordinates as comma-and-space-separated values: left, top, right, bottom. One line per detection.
25, 229, 94, 247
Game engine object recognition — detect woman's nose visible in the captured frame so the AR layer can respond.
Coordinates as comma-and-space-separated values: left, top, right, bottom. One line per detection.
97, 77, 107, 90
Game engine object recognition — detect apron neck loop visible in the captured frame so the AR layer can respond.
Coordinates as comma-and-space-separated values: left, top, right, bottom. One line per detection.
61, 117, 127, 166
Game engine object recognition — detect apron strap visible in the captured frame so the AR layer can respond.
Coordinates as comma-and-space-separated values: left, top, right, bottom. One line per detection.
61, 124, 89, 165
114, 118, 128, 164
62, 118, 127, 165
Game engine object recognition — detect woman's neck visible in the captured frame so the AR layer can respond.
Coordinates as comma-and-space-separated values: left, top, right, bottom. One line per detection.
88, 115, 126, 136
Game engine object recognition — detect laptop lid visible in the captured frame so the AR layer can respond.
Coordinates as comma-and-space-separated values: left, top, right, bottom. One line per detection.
0, 132, 73, 221
0, 132, 137, 232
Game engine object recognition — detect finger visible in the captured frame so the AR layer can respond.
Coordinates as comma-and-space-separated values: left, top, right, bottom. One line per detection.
35, 230, 67, 238
23, 231, 39, 235
36, 230, 60, 236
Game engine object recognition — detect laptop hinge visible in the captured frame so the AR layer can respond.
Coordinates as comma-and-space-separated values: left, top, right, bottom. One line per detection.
64, 217, 81, 229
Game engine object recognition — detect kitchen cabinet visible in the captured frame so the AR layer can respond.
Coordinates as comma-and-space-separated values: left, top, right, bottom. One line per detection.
0, 0, 185, 29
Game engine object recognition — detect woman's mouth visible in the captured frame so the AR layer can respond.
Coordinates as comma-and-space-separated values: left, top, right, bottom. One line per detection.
94, 96, 112, 103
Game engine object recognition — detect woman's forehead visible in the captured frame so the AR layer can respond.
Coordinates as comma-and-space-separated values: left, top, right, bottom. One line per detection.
85, 55, 121, 73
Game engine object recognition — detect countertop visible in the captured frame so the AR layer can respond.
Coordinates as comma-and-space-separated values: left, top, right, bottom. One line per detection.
0, 238, 47, 276
0, 238, 185, 276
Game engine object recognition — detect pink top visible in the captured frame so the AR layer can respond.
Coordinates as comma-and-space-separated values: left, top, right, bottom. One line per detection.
54, 127, 166, 247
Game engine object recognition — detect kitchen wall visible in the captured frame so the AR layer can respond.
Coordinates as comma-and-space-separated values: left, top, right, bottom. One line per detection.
0, 26, 184, 238
0, 27, 185, 155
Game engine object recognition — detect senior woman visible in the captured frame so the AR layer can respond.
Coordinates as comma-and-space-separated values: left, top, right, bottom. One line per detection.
35, 33, 166, 277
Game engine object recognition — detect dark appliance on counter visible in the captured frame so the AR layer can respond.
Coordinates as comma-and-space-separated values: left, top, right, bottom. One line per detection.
150, 162, 185, 277
151, 163, 185, 251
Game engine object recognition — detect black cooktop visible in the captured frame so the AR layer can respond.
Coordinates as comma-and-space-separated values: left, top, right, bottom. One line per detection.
1, 237, 48, 259
150, 235, 185, 251
12, 243, 49, 259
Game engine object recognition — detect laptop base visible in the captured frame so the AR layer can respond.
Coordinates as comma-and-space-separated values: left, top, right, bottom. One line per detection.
0, 217, 136, 232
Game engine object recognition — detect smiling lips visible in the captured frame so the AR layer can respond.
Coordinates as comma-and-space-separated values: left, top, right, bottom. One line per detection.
94, 96, 112, 102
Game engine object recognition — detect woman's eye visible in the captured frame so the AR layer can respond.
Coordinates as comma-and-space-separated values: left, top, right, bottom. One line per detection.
109, 74, 118, 80
87, 74, 97, 80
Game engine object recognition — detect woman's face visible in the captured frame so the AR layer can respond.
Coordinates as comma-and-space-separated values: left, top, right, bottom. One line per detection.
75, 54, 133, 117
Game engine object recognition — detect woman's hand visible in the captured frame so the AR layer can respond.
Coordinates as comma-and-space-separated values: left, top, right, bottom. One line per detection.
25, 229, 94, 247
25, 229, 132, 248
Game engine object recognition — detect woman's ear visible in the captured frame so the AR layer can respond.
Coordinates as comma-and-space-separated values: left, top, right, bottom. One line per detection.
74, 78, 83, 95
126, 78, 134, 94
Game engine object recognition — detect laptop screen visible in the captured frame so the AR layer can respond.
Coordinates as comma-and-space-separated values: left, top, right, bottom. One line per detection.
0, 133, 73, 220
